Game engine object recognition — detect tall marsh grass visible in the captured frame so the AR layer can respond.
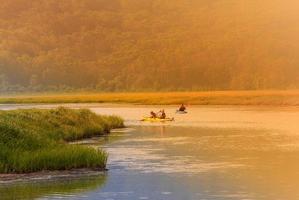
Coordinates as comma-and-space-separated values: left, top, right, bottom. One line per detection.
0, 107, 124, 173
1, 90, 298, 105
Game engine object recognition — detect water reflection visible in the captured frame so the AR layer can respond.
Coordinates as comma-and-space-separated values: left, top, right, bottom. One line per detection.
102, 126, 299, 199
1, 104, 299, 199
0, 175, 107, 200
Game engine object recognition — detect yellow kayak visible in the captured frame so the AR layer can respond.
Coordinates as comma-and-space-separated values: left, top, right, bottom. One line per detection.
141, 117, 174, 122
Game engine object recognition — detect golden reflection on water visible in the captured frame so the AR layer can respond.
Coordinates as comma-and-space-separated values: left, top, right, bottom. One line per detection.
1, 104, 299, 199
92, 105, 299, 199
105, 124, 299, 199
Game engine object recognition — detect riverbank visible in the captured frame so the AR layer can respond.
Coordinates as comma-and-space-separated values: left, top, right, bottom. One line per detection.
0, 107, 124, 174
0, 90, 298, 106
0, 169, 105, 185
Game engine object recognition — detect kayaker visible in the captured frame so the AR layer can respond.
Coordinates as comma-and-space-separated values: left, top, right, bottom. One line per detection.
179, 104, 186, 112
150, 111, 157, 118
160, 109, 166, 119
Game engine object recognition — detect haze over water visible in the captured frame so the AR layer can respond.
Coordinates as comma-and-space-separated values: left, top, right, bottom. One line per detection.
1, 104, 299, 199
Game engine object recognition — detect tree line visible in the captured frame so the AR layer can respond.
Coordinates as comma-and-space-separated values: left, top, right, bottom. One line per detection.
0, 0, 298, 92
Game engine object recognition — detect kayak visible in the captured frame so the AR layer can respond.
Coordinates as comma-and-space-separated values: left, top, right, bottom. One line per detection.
141, 117, 174, 122
176, 110, 187, 114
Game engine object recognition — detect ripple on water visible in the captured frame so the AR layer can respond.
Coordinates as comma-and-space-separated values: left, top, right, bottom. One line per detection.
106, 146, 245, 175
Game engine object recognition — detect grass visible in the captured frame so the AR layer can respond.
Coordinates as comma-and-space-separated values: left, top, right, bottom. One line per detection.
0, 90, 299, 106
0, 107, 124, 173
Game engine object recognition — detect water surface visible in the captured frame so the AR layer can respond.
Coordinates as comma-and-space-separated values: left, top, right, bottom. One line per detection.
0, 104, 299, 200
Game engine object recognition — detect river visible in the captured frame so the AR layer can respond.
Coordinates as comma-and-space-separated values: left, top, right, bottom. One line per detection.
1, 104, 299, 200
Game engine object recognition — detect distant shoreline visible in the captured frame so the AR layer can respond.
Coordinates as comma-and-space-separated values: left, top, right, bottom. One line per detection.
0, 91, 298, 106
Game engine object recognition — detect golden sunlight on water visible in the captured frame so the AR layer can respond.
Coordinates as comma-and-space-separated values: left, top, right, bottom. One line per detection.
0, 104, 299, 200
103, 125, 299, 199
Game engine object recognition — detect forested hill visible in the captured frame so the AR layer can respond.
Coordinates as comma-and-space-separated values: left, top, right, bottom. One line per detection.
0, 0, 299, 92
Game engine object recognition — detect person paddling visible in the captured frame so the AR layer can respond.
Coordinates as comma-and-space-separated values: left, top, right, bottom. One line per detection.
150, 109, 166, 119
150, 111, 157, 118
178, 104, 186, 112
158, 109, 166, 119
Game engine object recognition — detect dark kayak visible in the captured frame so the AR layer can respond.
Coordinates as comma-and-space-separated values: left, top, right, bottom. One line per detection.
176, 110, 187, 114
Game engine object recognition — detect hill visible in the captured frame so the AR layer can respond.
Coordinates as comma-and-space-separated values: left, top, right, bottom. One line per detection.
0, 0, 298, 92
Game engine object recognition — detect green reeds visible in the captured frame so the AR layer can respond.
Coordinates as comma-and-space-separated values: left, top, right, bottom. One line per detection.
0, 107, 124, 173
